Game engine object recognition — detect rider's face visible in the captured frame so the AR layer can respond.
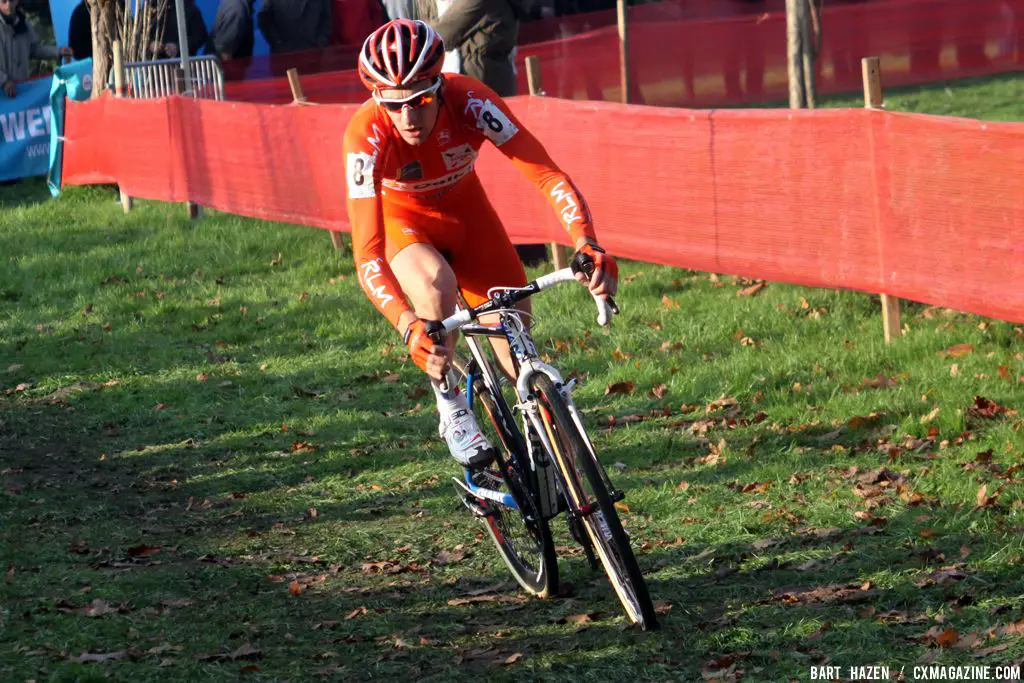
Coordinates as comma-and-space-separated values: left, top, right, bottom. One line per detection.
378, 78, 441, 146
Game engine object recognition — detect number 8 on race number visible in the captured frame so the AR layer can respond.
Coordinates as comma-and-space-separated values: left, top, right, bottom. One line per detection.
347, 152, 376, 199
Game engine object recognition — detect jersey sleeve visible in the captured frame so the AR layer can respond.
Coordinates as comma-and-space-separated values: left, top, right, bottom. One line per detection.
343, 107, 411, 329
455, 78, 597, 245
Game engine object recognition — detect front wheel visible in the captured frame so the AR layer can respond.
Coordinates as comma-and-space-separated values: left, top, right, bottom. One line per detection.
530, 374, 658, 630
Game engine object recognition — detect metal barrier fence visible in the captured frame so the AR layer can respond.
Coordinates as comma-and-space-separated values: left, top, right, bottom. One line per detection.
123, 56, 224, 101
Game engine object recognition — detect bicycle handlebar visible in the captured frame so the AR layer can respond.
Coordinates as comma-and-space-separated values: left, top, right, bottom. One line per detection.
440, 267, 619, 334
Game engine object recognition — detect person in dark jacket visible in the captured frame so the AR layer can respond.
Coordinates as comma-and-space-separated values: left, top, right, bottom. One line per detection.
257, 0, 331, 53
210, 0, 255, 60
150, 0, 211, 59
68, 0, 91, 59
417, 0, 517, 97
0, 0, 72, 97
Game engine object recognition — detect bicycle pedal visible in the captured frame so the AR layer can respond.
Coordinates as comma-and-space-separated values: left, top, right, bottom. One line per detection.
461, 494, 492, 518
470, 467, 503, 489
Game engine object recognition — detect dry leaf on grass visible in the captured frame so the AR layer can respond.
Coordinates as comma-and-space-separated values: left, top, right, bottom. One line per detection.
605, 381, 636, 396
738, 282, 765, 297
74, 650, 129, 663
939, 343, 974, 357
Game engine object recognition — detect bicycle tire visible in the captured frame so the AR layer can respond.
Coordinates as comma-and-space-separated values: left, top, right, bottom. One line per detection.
530, 374, 659, 629
452, 356, 558, 598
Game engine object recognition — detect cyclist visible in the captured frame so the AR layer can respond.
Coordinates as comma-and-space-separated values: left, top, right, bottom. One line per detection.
344, 19, 617, 468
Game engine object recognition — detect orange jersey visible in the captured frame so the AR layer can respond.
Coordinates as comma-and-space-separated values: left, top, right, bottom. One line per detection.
342, 74, 596, 327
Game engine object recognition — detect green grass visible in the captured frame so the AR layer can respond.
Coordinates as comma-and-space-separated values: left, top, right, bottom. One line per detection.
2, 73, 1024, 682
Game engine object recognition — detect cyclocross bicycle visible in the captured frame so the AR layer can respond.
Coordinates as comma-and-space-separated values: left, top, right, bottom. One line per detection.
429, 253, 658, 630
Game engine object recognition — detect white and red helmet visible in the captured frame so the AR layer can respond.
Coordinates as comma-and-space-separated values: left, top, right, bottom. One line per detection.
358, 20, 446, 91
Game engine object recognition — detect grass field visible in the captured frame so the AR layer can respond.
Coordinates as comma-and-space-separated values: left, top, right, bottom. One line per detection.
1, 73, 1023, 682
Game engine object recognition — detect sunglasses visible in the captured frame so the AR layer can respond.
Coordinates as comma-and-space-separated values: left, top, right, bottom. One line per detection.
374, 79, 441, 112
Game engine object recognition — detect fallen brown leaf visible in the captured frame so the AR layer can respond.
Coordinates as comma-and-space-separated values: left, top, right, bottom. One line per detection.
970, 396, 1013, 419
935, 628, 959, 648
862, 374, 899, 389
738, 282, 765, 297
288, 580, 304, 596
433, 546, 468, 565
706, 395, 739, 413
939, 343, 974, 358
345, 607, 369, 620
74, 650, 129, 663
230, 643, 262, 661
604, 381, 635, 396
127, 544, 161, 557
651, 383, 667, 399
159, 599, 193, 609
975, 484, 1002, 509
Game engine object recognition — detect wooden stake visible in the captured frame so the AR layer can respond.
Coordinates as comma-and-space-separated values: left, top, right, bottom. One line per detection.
286, 68, 307, 104
862, 56, 902, 343
616, 0, 630, 104
526, 56, 568, 270
112, 41, 134, 213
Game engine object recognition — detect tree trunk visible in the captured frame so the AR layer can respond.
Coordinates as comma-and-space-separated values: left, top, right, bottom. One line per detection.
786, 0, 808, 108
88, 0, 117, 99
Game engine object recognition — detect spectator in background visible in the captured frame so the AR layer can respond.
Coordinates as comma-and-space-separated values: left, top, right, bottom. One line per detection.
257, 0, 332, 53
333, 0, 385, 45
150, 0, 211, 58
68, 0, 91, 60
383, 0, 417, 20
210, 0, 256, 60
0, 0, 72, 97
417, 0, 518, 96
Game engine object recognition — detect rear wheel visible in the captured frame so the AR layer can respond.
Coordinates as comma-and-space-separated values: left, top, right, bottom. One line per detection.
530, 374, 658, 629
452, 356, 558, 598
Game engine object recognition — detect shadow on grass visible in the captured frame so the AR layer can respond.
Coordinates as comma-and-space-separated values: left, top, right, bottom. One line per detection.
0, 176, 53, 209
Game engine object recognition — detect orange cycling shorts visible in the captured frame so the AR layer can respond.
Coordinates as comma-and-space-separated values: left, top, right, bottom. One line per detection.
382, 187, 527, 309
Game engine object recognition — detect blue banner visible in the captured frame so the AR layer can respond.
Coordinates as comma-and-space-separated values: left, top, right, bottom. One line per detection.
47, 58, 94, 195
0, 78, 58, 182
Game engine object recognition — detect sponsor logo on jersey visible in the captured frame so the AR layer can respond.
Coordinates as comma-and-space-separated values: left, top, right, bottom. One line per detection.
365, 123, 385, 152
550, 181, 585, 226
441, 143, 476, 171
359, 258, 394, 308
438, 129, 451, 145
396, 160, 423, 181
382, 164, 474, 194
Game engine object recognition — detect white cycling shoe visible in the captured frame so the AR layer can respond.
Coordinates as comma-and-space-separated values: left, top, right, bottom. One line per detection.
438, 393, 495, 469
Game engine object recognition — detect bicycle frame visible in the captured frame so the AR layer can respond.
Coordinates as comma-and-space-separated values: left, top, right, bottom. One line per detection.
458, 308, 579, 518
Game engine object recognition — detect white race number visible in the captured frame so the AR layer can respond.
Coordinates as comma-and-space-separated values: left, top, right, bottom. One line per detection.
346, 152, 376, 199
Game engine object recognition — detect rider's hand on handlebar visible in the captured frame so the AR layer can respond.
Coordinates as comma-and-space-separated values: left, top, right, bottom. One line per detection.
572, 243, 618, 298
404, 318, 452, 381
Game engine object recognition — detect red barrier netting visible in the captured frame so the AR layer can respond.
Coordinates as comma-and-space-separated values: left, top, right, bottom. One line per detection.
222, 0, 1024, 107
60, 94, 1024, 323
517, 0, 1024, 107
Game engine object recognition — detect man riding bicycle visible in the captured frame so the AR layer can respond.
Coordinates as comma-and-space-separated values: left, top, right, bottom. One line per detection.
344, 19, 618, 468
